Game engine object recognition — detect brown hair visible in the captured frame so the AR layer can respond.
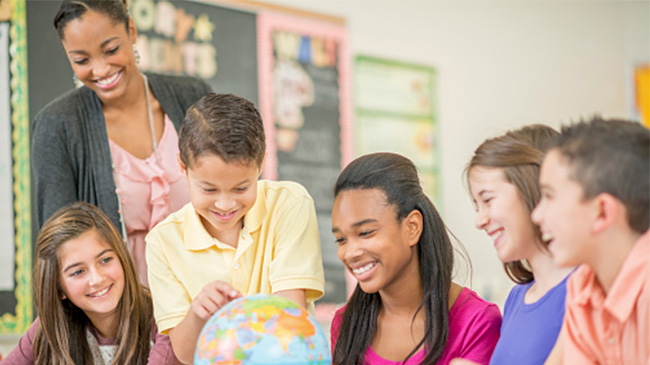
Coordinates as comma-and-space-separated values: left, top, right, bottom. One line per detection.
179, 93, 266, 168
32, 202, 153, 365
552, 117, 649, 233
54, 0, 129, 40
465, 124, 558, 284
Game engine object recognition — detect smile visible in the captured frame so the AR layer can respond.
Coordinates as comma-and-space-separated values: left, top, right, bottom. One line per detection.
87, 284, 112, 298
212, 210, 237, 221
542, 232, 554, 243
94, 71, 121, 89
352, 262, 377, 276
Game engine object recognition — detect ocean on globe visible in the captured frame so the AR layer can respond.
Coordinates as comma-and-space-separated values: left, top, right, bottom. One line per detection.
194, 294, 332, 365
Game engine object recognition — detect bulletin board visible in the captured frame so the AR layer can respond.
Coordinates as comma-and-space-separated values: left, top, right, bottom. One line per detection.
257, 13, 352, 304
355, 55, 440, 205
0, 0, 33, 334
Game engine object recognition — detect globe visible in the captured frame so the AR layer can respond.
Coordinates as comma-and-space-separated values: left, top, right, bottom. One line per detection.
194, 294, 332, 365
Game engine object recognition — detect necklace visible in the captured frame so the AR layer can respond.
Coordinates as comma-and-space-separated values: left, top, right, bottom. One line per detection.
112, 73, 158, 246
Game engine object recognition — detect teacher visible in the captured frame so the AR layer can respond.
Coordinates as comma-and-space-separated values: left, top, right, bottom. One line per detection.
32, 0, 211, 285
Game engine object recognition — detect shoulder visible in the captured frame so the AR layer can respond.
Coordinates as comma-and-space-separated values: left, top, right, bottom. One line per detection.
33, 87, 94, 129
504, 282, 531, 308
451, 287, 502, 325
259, 180, 314, 203
146, 204, 192, 241
146, 73, 211, 97
566, 264, 595, 302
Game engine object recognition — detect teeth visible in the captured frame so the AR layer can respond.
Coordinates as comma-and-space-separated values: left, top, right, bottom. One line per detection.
490, 230, 503, 240
542, 232, 553, 242
352, 262, 376, 275
96, 72, 119, 85
89, 286, 110, 297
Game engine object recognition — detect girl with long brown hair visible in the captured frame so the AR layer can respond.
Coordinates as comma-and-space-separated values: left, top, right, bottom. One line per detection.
3, 202, 179, 364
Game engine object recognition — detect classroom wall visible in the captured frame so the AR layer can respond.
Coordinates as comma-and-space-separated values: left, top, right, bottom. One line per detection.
261, 0, 650, 303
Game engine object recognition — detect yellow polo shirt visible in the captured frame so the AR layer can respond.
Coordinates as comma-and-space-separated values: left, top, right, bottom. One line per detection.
145, 180, 325, 334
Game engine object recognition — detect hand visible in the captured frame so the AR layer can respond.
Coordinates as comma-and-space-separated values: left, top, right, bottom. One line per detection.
190, 280, 242, 321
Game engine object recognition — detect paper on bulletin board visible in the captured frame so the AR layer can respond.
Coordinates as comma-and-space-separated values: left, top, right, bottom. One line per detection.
355, 56, 439, 203
0, 22, 14, 291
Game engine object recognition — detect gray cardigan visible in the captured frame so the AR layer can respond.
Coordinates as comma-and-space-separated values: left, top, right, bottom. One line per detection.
32, 72, 212, 229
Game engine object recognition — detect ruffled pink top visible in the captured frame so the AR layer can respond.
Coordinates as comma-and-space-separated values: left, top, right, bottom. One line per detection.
109, 115, 189, 286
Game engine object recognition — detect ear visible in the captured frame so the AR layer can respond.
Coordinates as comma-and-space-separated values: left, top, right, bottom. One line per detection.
178, 154, 187, 175
404, 209, 423, 248
128, 17, 138, 43
257, 152, 267, 178
60, 292, 67, 300
592, 193, 622, 234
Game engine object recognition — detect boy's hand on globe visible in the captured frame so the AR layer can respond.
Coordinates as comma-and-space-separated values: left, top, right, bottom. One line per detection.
191, 280, 242, 321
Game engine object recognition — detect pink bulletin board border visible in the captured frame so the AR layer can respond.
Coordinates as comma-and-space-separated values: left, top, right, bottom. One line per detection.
256, 12, 353, 180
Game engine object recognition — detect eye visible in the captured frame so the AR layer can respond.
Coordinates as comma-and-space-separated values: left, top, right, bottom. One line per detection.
202, 187, 216, 193
70, 269, 84, 277
73, 58, 89, 65
334, 237, 346, 245
359, 230, 375, 237
106, 46, 119, 55
100, 256, 114, 265
234, 186, 248, 193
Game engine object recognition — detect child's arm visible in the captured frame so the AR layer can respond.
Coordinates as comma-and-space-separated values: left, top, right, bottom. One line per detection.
275, 289, 307, 308
168, 281, 241, 364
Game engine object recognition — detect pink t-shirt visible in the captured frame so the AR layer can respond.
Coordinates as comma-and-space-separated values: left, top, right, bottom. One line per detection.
109, 115, 189, 286
330, 287, 502, 365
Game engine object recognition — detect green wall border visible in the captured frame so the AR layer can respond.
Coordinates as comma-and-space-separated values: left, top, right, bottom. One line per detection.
0, 0, 32, 334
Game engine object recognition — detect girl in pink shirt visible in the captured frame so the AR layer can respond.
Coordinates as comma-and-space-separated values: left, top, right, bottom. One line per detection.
3, 203, 178, 365
330, 153, 501, 364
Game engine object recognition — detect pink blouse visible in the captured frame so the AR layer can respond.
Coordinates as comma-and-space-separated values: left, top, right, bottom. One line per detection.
109, 115, 189, 286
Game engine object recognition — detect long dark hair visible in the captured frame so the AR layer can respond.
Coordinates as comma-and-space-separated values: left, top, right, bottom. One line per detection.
32, 202, 153, 365
332, 153, 454, 364
465, 124, 557, 284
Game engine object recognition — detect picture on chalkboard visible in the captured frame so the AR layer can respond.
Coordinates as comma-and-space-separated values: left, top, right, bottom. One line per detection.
258, 13, 352, 304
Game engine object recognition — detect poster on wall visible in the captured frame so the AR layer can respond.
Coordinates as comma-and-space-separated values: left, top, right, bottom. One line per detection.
257, 13, 352, 304
130, 0, 258, 103
634, 65, 649, 128
0, 0, 33, 334
355, 55, 439, 204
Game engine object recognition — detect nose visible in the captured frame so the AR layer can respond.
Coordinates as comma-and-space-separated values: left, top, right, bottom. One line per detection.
91, 57, 110, 78
338, 239, 363, 266
213, 194, 236, 212
88, 266, 105, 286
475, 208, 489, 230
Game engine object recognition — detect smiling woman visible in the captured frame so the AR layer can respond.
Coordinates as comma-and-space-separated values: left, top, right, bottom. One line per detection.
31, 0, 212, 286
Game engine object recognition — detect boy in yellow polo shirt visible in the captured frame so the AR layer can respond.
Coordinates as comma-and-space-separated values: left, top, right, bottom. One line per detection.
532, 118, 649, 364
145, 93, 325, 363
